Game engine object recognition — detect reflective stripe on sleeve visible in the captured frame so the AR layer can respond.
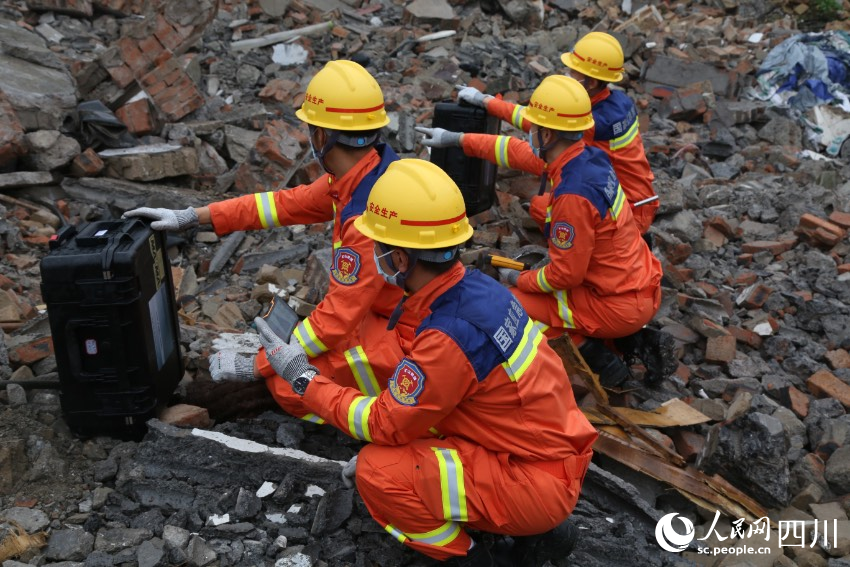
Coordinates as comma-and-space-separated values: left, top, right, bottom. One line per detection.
431, 447, 468, 522
535, 268, 554, 293
554, 289, 576, 329
608, 185, 626, 221
293, 319, 329, 358
344, 345, 381, 397
299, 413, 325, 424
511, 105, 525, 129
384, 524, 408, 544
502, 319, 544, 382
609, 118, 638, 151
254, 192, 282, 229
347, 396, 376, 441
406, 521, 462, 547
494, 135, 511, 168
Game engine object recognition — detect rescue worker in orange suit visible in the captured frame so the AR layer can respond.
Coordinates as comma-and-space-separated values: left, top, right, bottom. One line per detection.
247, 159, 598, 566
123, 60, 413, 421
454, 32, 659, 234
416, 76, 662, 387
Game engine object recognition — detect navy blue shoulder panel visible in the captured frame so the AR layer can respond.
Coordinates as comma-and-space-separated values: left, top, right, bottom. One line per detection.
591, 90, 637, 142
340, 144, 400, 226
552, 147, 619, 220
417, 269, 530, 382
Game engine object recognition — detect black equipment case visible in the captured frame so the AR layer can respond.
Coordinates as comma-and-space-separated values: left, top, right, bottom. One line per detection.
39, 219, 183, 439
429, 101, 499, 217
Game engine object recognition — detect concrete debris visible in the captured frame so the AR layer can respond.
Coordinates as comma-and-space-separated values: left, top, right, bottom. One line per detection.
2, 0, 850, 566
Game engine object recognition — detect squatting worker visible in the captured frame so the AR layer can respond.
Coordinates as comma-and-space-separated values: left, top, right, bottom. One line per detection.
456, 31, 659, 234
251, 159, 598, 567
124, 60, 416, 422
416, 76, 662, 388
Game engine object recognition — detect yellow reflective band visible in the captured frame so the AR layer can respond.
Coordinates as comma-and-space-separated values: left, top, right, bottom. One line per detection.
502, 319, 543, 382
610, 118, 638, 151
536, 268, 554, 293
432, 447, 468, 522
347, 396, 376, 441
333, 240, 342, 250
545, 205, 552, 224
554, 289, 575, 329
511, 105, 525, 129
344, 346, 381, 397
384, 524, 408, 544
293, 319, 329, 358
254, 192, 282, 229
494, 136, 511, 168
406, 521, 462, 547
300, 413, 325, 424
428, 427, 444, 438
533, 320, 550, 334
609, 185, 626, 221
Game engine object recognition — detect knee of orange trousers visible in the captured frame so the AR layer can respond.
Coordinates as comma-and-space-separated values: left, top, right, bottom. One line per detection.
356, 444, 472, 561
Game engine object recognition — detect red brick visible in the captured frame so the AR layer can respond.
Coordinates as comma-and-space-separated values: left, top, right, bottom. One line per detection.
826, 349, 850, 370
800, 213, 845, 237
727, 325, 763, 349
673, 362, 691, 384
706, 215, 735, 237
115, 98, 155, 135
702, 225, 727, 247
812, 227, 841, 247
670, 430, 705, 463
741, 240, 788, 255
158, 403, 212, 428
736, 283, 772, 309
829, 211, 850, 230
779, 385, 810, 419
259, 78, 299, 104
9, 336, 54, 364
736, 253, 753, 265
70, 147, 104, 177
730, 270, 758, 286
807, 370, 850, 409
0, 273, 17, 291
105, 63, 135, 89
705, 334, 736, 363
838, 264, 850, 274
694, 281, 718, 297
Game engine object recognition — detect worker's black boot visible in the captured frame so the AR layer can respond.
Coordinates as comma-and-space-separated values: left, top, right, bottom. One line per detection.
578, 338, 630, 388
444, 541, 494, 567
512, 520, 579, 567
614, 328, 678, 384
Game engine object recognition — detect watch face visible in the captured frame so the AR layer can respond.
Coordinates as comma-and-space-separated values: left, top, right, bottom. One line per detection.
292, 371, 315, 395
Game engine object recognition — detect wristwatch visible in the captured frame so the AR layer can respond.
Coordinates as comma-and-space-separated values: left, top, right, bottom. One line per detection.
291, 369, 316, 396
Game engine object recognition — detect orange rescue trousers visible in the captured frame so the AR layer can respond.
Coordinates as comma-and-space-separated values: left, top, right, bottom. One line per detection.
512, 284, 661, 344
355, 437, 592, 561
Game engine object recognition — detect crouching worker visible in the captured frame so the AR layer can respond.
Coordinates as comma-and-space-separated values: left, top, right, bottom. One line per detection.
252, 159, 598, 566
418, 76, 664, 388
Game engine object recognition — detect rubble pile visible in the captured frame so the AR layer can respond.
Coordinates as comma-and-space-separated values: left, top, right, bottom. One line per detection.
2, 0, 850, 565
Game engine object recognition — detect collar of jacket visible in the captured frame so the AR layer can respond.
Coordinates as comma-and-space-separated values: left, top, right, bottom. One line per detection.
590, 87, 611, 105
399, 261, 466, 322
327, 147, 380, 203
547, 139, 586, 184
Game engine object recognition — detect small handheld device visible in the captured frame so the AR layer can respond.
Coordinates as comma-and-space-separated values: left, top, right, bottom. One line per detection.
259, 296, 299, 342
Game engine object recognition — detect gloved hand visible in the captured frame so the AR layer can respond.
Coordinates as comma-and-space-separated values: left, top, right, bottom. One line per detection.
415, 127, 463, 148
254, 316, 318, 395
122, 206, 199, 231
499, 268, 519, 286
341, 455, 358, 489
208, 351, 257, 382
456, 85, 488, 108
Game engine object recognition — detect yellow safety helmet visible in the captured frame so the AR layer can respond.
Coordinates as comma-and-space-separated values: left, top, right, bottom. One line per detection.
561, 32, 625, 83
519, 75, 594, 132
354, 159, 473, 249
295, 60, 390, 131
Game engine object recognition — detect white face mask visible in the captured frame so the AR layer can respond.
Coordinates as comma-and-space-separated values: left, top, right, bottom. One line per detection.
373, 247, 403, 287
527, 130, 541, 158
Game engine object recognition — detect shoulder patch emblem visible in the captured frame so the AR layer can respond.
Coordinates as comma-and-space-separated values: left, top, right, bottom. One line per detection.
331, 247, 361, 286
551, 221, 575, 249
389, 359, 426, 406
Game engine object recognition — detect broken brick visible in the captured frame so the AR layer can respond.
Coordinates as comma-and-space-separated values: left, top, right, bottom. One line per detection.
799, 213, 845, 238
777, 385, 810, 419
825, 349, 850, 370
735, 283, 772, 309
705, 334, 736, 363
69, 148, 105, 178
829, 210, 850, 230
838, 264, 850, 275
115, 98, 155, 135
807, 370, 850, 409
702, 225, 727, 247
9, 336, 54, 364
670, 430, 705, 463
159, 403, 212, 428
741, 240, 789, 255
727, 325, 763, 349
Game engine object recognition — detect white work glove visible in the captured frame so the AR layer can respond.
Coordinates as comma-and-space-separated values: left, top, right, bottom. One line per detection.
208, 351, 257, 382
415, 127, 463, 148
254, 316, 318, 395
341, 455, 358, 489
499, 268, 519, 286
456, 85, 488, 107
122, 206, 199, 231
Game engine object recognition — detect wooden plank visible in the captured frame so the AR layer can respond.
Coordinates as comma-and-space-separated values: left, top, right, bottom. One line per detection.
584, 399, 712, 428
